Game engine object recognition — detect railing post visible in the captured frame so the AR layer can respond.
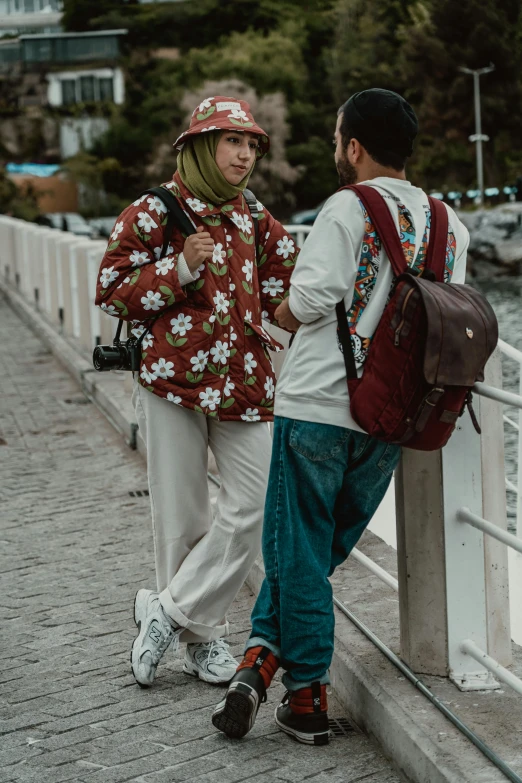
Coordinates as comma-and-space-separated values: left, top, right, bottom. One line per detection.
396, 397, 500, 689
480, 348, 511, 666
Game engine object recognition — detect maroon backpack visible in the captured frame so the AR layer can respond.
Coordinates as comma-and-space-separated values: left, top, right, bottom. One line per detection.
335, 184, 498, 451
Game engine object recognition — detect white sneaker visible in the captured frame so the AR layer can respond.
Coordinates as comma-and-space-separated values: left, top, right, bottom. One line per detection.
131, 589, 182, 687
183, 639, 238, 685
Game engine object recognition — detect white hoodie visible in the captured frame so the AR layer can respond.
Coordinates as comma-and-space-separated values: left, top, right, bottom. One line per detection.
274, 177, 470, 432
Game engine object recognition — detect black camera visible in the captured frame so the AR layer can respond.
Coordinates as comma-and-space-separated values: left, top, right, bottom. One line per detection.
93, 339, 141, 372
93, 320, 147, 372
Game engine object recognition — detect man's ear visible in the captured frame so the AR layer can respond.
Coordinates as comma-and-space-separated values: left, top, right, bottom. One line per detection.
348, 138, 362, 164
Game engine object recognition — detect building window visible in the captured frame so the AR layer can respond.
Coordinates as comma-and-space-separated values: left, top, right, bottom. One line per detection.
79, 75, 95, 102
98, 77, 114, 102
61, 79, 76, 105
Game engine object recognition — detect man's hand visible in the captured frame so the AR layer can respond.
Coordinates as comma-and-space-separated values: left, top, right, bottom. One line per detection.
183, 226, 214, 273
275, 297, 302, 332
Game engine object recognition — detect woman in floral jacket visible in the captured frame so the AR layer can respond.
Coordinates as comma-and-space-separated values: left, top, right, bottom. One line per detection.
95, 96, 298, 688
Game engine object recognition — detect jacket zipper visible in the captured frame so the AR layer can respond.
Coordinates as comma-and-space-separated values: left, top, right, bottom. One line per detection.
394, 287, 415, 346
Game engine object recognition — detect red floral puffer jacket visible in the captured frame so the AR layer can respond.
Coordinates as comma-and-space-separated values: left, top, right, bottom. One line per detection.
95, 172, 299, 422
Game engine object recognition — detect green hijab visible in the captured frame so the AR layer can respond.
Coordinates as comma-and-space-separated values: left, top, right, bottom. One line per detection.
177, 131, 254, 206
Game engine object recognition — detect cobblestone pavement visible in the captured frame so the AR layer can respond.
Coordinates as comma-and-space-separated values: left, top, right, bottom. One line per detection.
0, 297, 404, 783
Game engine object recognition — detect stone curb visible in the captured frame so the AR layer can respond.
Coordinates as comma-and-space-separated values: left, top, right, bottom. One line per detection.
1, 278, 503, 783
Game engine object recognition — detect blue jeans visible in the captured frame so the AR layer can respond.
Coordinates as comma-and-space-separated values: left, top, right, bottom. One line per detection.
247, 416, 400, 691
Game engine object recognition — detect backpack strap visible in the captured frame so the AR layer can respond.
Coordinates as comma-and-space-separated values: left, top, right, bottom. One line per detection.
243, 188, 260, 260
141, 187, 197, 257
342, 184, 409, 277
426, 196, 449, 282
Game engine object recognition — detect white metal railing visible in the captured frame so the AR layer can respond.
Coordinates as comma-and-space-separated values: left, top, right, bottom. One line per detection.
284, 223, 312, 249
497, 339, 522, 534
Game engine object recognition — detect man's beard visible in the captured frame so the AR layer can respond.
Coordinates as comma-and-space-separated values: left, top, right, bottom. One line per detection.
336, 154, 357, 186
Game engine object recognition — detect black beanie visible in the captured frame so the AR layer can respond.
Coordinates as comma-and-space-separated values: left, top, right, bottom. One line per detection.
341, 88, 418, 157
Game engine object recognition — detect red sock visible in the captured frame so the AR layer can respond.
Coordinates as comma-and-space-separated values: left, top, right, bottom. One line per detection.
237, 645, 279, 690
289, 683, 328, 714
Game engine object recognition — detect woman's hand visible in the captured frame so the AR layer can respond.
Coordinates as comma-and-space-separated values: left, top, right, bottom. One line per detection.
275, 298, 302, 332
183, 226, 214, 273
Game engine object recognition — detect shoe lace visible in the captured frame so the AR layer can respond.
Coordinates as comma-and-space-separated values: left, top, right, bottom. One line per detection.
202, 639, 235, 665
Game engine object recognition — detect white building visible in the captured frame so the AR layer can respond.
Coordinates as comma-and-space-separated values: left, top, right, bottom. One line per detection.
0, 0, 63, 33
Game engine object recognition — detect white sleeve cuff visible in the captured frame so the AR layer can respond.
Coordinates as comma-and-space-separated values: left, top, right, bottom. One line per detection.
177, 253, 198, 286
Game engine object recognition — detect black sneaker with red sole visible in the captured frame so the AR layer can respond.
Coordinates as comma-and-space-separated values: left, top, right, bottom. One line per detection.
274, 690, 329, 746
212, 667, 266, 739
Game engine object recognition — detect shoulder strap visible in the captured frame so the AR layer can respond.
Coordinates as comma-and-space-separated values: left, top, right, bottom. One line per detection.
141, 187, 197, 257
341, 184, 409, 277
243, 188, 259, 259
426, 196, 449, 282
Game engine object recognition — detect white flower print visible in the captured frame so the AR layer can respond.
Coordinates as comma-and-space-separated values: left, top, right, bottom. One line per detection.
170, 313, 193, 336
141, 291, 165, 311
155, 257, 175, 275
229, 108, 249, 121
192, 262, 206, 281
133, 195, 147, 207
210, 341, 230, 365
140, 365, 157, 384
151, 358, 175, 379
242, 259, 253, 283
167, 393, 182, 405
164, 181, 176, 189
142, 332, 154, 350
245, 310, 253, 322
147, 195, 168, 216
262, 277, 284, 297
213, 291, 229, 314
226, 233, 232, 242
186, 197, 206, 213
229, 326, 238, 343
276, 235, 295, 259
244, 352, 257, 375
111, 220, 124, 241
261, 310, 269, 321
132, 325, 154, 350
212, 243, 226, 265
198, 97, 214, 113
241, 408, 261, 422
199, 387, 221, 411
201, 125, 219, 132
264, 377, 275, 400
265, 231, 270, 241
154, 244, 173, 261
137, 211, 158, 232
256, 200, 264, 211
229, 283, 236, 292
241, 215, 253, 235
231, 212, 247, 232
130, 250, 150, 267
190, 350, 209, 373
100, 302, 118, 316
209, 314, 217, 323
99, 266, 119, 289
224, 377, 235, 397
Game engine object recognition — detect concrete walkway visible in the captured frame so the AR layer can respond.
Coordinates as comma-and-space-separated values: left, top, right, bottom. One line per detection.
0, 296, 404, 783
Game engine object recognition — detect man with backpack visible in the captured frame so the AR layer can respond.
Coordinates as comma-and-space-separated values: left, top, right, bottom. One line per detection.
213, 88, 476, 745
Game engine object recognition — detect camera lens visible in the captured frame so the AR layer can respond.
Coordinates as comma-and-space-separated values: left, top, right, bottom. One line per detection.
93, 344, 127, 371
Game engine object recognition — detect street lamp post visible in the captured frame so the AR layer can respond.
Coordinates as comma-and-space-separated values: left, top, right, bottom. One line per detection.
459, 64, 495, 206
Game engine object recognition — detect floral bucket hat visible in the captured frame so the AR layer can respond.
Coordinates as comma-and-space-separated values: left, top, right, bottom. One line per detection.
173, 95, 270, 160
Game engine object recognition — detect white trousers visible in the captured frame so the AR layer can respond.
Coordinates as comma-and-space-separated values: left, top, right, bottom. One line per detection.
133, 385, 272, 643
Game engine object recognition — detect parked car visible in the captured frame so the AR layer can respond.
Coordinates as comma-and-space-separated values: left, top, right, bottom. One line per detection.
35, 212, 95, 238
289, 201, 325, 226
88, 217, 119, 240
